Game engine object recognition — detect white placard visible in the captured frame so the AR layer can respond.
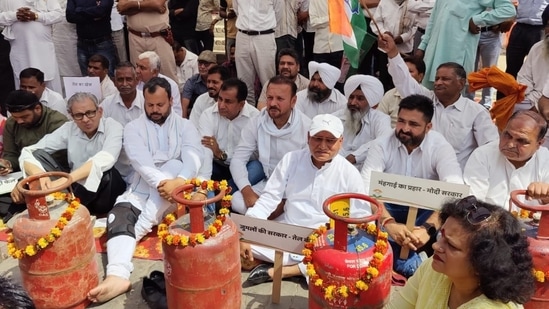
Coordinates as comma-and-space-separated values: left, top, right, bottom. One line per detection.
0, 171, 23, 195
63, 76, 101, 101
230, 213, 313, 255
369, 171, 470, 211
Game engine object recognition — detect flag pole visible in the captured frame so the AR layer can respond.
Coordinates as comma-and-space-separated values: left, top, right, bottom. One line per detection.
362, 6, 382, 37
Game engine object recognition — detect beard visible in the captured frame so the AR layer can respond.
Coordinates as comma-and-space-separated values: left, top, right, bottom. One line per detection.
344, 107, 366, 134
396, 129, 425, 148
146, 110, 170, 125
307, 87, 332, 103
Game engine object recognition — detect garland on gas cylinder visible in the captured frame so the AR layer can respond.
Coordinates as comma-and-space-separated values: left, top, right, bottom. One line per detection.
302, 223, 389, 301
157, 178, 231, 247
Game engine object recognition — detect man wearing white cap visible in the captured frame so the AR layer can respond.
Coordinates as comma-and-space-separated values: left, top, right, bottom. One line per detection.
295, 61, 346, 119
333, 75, 392, 170
241, 113, 371, 286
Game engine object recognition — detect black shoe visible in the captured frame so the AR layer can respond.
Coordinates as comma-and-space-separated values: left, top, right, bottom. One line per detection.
149, 270, 166, 292
246, 263, 273, 286
141, 277, 168, 309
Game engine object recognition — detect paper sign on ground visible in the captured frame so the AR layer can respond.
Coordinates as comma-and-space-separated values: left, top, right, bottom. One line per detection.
230, 213, 313, 255
369, 171, 470, 211
63, 76, 101, 101
0, 171, 23, 195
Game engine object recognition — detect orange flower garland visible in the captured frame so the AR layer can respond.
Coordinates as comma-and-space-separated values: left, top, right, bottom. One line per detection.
157, 179, 231, 247
303, 223, 389, 301
7, 192, 80, 259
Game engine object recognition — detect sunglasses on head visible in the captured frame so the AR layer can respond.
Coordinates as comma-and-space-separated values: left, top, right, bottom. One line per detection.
458, 195, 492, 225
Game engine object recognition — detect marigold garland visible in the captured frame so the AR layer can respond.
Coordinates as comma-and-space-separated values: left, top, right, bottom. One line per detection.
157, 179, 231, 247
533, 269, 549, 283
7, 192, 80, 259
303, 223, 389, 301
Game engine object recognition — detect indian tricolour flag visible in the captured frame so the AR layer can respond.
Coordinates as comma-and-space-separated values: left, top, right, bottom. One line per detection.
328, 0, 374, 69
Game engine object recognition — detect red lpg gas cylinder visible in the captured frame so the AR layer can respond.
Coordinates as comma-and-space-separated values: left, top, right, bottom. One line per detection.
162, 183, 241, 309
309, 193, 393, 309
11, 172, 99, 309
511, 190, 549, 309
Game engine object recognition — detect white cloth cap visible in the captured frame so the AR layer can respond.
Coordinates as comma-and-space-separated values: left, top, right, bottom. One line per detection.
308, 61, 341, 89
344, 75, 384, 107
309, 114, 344, 138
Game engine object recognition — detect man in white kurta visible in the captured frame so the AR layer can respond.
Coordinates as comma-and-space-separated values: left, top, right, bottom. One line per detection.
19, 67, 67, 116
516, 35, 549, 110
230, 76, 311, 214
464, 111, 549, 211
0, 0, 63, 93
361, 93, 463, 278
241, 114, 372, 285
333, 75, 392, 170
295, 61, 346, 119
88, 77, 203, 303
189, 66, 230, 128
379, 34, 498, 169
198, 78, 260, 186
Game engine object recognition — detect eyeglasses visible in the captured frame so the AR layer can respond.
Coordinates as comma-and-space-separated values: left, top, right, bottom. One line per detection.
458, 195, 492, 225
197, 61, 212, 66
71, 109, 97, 120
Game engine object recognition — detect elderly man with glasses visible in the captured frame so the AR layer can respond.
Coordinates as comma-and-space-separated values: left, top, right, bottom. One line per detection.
15, 92, 127, 216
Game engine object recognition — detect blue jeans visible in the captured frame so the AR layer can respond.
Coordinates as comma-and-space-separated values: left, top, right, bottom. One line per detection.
77, 37, 117, 77
385, 203, 433, 278
475, 31, 502, 107
212, 159, 265, 193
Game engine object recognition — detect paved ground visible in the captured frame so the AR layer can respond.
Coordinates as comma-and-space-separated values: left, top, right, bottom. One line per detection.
0, 240, 309, 309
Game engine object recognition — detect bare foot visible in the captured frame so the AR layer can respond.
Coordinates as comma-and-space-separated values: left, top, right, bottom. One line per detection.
87, 275, 131, 303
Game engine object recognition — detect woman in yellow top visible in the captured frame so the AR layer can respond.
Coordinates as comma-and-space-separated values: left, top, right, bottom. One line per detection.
387, 196, 535, 309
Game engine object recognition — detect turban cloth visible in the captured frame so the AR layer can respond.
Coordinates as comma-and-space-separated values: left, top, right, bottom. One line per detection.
308, 61, 341, 89
468, 66, 527, 132
344, 74, 384, 107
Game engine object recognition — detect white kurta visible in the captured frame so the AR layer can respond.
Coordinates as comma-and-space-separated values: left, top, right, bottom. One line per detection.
19, 117, 123, 192
52, 0, 80, 77
387, 53, 498, 169
247, 148, 372, 227
137, 73, 182, 116
464, 141, 549, 211
176, 50, 199, 92
517, 40, 549, 109
295, 88, 346, 119
0, 0, 63, 83
361, 130, 464, 193
333, 108, 392, 170
189, 93, 216, 128
371, 0, 417, 54
40, 87, 68, 116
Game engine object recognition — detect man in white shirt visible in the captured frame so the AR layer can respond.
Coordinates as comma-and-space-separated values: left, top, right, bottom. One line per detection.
516, 19, 549, 110
230, 76, 311, 214
87, 77, 203, 304
189, 66, 231, 128
334, 75, 391, 170
102, 62, 145, 183
19, 68, 67, 116
361, 94, 463, 278
464, 111, 549, 211
198, 78, 260, 189
16, 92, 126, 216
308, 0, 343, 69
241, 114, 371, 285
172, 41, 199, 93
378, 33, 498, 169
377, 56, 425, 128
233, 0, 282, 104
257, 48, 310, 110
295, 61, 346, 119
87, 54, 117, 102
136, 51, 182, 116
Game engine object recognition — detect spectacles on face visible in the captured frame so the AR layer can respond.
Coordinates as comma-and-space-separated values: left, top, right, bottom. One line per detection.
198, 61, 212, 67
72, 109, 97, 120
458, 195, 492, 225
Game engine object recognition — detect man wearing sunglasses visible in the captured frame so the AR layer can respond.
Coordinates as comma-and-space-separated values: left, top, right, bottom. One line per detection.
15, 92, 126, 216
361, 94, 463, 278
464, 110, 549, 211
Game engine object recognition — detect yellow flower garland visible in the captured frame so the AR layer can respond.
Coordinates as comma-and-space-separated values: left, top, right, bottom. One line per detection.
303, 223, 389, 301
533, 269, 549, 283
157, 179, 231, 247
7, 192, 80, 259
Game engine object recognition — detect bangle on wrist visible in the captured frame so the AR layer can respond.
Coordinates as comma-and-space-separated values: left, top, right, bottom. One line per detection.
381, 217, 395, 227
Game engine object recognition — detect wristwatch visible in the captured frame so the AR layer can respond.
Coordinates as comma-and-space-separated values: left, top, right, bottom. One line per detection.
421, 222, 437, 237
220, 151, 228, 161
